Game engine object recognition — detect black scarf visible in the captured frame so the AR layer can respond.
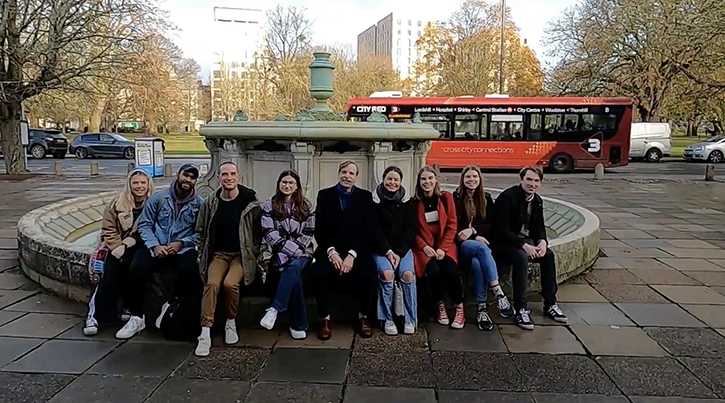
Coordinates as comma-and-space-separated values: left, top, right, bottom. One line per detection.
376, 183, 406, 203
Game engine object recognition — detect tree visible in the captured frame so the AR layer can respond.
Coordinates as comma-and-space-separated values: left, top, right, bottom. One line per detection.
265, 4, 313, 64
543, 0, 725, 124
0, 0, 168, 174
411, 2, 543, 97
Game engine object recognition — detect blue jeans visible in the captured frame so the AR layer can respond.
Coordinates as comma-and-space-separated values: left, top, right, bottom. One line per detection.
374, 251, 417, 326
460, 240, 499, 303
271, 257, 309, 332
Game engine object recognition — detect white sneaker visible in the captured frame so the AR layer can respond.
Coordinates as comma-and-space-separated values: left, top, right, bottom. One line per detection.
403, 323, 416, 335
156, 302, 171, 329
195, 335, 211, 357
384, 320, 398, 336
289, 327, 307, 340
83, 317, 98, 336
260, 307, 278, 330
115, 315, 145, 339
225, 320, 239, 345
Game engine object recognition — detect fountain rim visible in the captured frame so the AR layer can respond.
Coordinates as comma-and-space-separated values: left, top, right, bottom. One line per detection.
17, 188, 598, 254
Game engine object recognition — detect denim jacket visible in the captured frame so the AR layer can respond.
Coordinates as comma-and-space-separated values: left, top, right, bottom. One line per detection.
137, 187, 204, 256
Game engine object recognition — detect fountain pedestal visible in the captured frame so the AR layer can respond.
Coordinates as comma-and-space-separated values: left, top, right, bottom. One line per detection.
197, 122, 439, 201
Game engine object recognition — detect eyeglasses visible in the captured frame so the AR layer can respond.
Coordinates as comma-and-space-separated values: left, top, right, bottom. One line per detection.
280, 181, 297, 186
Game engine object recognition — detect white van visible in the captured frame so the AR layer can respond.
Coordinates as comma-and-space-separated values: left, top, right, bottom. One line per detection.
629, 122, 672, 162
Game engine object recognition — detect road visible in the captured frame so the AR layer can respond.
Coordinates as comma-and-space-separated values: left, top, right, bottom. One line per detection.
0, 155, 719, 180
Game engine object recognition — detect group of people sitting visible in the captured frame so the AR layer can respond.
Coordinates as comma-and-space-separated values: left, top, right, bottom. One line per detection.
83, 160, 567, 357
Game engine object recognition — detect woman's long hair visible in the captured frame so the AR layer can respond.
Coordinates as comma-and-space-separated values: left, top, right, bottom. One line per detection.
116, 169, 154, 212
272, 170, 310, 221
414, 165, 442, 199
458, 164, 487, 223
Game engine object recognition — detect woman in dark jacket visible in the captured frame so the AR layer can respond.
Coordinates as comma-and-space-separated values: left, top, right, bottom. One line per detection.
373, 166, 419, 335
454, 165, 513, 331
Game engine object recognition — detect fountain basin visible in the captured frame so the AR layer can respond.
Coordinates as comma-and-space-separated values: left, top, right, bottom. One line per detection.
17, 188, 599, 302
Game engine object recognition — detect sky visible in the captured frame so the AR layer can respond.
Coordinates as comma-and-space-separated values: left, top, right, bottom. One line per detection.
163, 0, 580, 82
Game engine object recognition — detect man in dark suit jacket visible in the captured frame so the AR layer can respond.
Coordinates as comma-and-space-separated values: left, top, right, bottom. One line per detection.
313, 161, 376, 340
493, 166, 568, 331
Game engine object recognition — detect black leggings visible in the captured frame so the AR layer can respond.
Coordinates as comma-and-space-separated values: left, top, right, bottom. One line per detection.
425, 256, 464, 304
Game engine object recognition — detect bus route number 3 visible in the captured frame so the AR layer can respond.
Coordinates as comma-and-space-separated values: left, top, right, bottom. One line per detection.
586, 138, 601, 153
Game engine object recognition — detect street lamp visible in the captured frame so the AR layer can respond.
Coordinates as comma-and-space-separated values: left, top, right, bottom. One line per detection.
498, 0, 505, 94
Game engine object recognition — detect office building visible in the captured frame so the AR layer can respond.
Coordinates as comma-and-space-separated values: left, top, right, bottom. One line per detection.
356, 13, 429, 79
210, 6, 266, 120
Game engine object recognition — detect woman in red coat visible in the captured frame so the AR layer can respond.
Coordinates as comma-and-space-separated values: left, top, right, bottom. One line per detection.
413, 165, 464, 329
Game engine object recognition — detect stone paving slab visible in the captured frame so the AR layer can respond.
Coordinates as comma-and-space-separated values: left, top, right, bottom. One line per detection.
146, 377, 251, 403
438, 390, 534, 402
571, 325, 667, 356
47, 374, 163, 403
3, 339, 118, 374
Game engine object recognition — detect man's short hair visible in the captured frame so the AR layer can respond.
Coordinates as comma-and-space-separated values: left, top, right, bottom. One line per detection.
338, 160, 359, 175
519, 166, 544, 180
218, 161, 238, 174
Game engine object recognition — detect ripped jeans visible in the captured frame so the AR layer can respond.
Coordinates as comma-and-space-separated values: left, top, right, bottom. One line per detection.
373, 250, 417, 326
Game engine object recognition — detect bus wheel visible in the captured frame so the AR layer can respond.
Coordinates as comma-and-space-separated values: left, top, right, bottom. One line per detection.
550, 153, 574, 173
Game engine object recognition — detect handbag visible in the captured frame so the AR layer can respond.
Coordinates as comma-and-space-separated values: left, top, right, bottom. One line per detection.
393, 273, 405, 317
88, 243, 109, 284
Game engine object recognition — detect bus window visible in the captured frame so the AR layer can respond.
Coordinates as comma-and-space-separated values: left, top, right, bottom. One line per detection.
561, 114, 579, 132
544, 114, 560, 134
490, 115, 524, 141
527, 114, 542, 141
582, 114, 617, 131
454, 115, 480, 140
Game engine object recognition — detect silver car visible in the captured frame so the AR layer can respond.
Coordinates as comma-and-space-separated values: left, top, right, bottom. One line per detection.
683, 135, 725, 163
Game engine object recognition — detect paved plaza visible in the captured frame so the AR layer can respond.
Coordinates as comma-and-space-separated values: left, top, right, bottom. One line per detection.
1, 173, 725, 402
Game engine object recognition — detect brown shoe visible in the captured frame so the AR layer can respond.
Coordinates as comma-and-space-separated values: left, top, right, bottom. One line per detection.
359, 317, 373, 338
318, 319, 332, 340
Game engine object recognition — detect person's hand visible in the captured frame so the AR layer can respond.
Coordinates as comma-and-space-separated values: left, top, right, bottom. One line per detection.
435, 248, 446, 260
523, 244, 538, 260
535, 240, 547, 258
475, 236, 489, 245
153, 245, 168, 257
167, 241, 183, 255
423, 246, 436, 258
342, 255, 355, 273
330, 252, 343, 271
386, 251, 400, 269
457, 228, 474, 241
111, 245, 126, 260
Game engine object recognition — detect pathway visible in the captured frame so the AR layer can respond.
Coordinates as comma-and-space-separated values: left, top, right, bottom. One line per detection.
1, 175, 724, 403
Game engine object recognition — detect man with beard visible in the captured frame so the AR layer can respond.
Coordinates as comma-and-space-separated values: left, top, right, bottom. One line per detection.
194, 162, 261, 357
116, 164, 204, 339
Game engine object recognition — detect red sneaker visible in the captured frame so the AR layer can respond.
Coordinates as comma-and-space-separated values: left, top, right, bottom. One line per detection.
436, 301, 450, 325
451, 305, 465, 329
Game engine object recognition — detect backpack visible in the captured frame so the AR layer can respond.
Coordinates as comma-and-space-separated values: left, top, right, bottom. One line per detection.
159, 296, 202, 342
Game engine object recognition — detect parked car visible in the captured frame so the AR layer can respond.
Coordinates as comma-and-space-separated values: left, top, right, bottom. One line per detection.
69, 133, 135, 159
0, 128, 69, 159
629, 123, 671, 162
683, 135, 725, 163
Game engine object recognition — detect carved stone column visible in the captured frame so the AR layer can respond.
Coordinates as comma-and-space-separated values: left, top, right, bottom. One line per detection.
370, 141, 394, 191
290, 142, 316, 200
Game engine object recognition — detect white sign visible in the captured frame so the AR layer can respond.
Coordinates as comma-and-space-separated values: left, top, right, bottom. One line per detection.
20, 121, 29, 146
138, 150, 151, 165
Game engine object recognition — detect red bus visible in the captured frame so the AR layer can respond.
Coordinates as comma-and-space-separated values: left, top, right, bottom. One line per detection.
346, 95, 633, 172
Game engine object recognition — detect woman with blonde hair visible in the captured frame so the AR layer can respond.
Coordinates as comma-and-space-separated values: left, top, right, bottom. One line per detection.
412, 165, 464, 329
454, 165, 513, 331
83, 168, 155, 336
